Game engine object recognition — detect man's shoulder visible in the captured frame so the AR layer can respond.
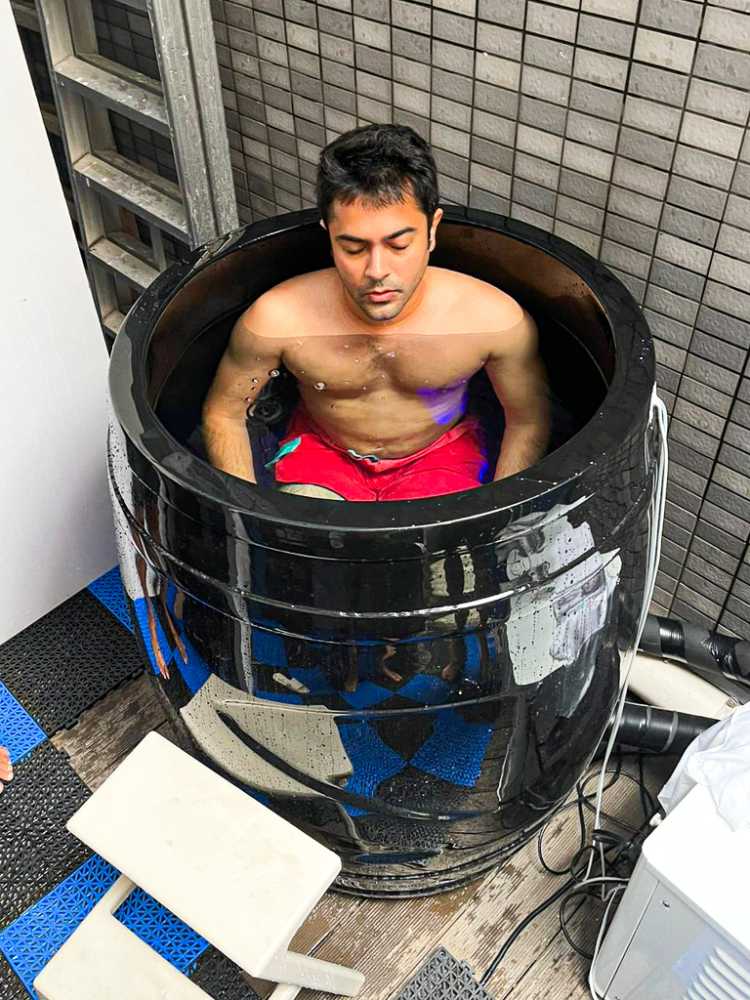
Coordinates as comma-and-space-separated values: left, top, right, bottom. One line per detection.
430, 267, 524, 325
237, 268, 336, 334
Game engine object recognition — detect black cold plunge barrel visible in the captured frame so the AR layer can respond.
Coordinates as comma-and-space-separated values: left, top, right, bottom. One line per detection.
108, 206, 659, 896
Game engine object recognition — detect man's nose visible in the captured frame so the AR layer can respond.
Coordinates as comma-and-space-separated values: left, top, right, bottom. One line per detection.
364, 247, 389, 282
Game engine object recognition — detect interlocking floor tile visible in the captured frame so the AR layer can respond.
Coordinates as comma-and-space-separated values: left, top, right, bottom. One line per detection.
189, 946, 261, 999
87, 566, 133, 634
0, 743, 90, 929
0, 955, 27, 999
0, 683, 45, 765
396, 947, 494, 1000
0, 590, 143, 732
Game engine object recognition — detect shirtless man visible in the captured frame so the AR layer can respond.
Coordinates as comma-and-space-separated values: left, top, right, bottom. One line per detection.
202, 124, 549, 501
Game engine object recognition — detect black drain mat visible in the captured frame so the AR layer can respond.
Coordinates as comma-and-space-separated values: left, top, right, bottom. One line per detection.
0, 589, 143, 732
189, 947, 261, 999
396, 947, 494, 999
0, 742, 90, 929
0, 955, 26, 999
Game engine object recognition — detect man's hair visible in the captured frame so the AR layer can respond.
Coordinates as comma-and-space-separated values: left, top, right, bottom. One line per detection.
317, 124, 440, 225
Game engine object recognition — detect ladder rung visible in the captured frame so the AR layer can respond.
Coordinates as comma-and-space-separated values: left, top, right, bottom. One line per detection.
89, 236, 160, 291
109, 0, 148, 10
40, 104, 61, 136
56, 55, 169, 136
74, 152, 188, 240
102, 309, 126, 340
11, 0, 39, 32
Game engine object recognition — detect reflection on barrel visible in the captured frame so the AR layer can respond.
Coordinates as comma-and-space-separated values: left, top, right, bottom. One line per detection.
108, 207, 657, 895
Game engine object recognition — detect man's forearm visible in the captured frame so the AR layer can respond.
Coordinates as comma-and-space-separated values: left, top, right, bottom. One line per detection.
202, 415, 256, 483
494, 418, 550, 481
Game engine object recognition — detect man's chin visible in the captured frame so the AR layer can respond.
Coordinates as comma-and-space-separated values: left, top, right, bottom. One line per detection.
360, 298, 404, 322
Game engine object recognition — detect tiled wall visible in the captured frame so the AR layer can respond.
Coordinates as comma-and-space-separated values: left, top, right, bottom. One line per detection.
212, 0, 750, 638
18, 0, 750, 636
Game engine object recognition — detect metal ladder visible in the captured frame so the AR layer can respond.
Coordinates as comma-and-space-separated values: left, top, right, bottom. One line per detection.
11, 0, 238, 343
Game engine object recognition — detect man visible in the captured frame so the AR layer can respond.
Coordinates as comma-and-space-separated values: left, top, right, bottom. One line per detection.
202, 125, 549, 501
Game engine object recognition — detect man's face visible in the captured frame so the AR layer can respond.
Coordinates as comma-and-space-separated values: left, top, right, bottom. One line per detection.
323, 189, 442, 324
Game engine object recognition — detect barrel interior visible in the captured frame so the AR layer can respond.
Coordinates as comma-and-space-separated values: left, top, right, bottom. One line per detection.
149, 221, 613, 466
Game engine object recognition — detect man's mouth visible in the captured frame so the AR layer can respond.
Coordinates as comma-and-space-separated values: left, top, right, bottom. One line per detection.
365, 289, 398, 302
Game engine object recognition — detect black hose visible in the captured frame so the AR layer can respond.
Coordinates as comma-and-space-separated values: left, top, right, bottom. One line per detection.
640, 614, 750, 687
614, 701, 715, 755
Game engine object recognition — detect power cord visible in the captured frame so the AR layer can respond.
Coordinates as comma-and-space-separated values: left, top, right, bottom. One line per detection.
481, 392, 669, 996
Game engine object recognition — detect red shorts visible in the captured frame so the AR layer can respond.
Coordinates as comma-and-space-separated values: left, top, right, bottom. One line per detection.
270, 408, 488, 501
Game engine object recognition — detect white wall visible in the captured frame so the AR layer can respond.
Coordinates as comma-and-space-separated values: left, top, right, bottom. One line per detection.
0, 5, 116, 644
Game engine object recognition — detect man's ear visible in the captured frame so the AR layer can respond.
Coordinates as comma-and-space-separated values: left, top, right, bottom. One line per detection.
428, 207, 443, 253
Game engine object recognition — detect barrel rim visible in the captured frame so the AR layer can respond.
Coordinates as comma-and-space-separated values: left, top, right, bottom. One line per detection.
109, 205, 655, 533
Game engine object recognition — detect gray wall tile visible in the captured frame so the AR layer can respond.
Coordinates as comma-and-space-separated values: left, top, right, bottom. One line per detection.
392, 28, 431, 63
433, 40, 473, 75
667, 175, 728, 219
432, 66, 472, 102
578, 14, 634, 57
392, 0, 431, 34
623, 96, 681, 139
687, 78, 750, 125
434, 10, 476, 46
570, 80, 624, 120
629, 63, 689, 106
516, 178, 557, 215
526, 2, 578, 42
619, 126, 675, 170
680, 112, 745, 159
694, 43, 750, 89
565, 111, 617, 152
470, 187, 509, 213
473, 109, 516, 145
640, 0, 703, 36
582, 0, 638, 19
521, 96, 568, 135
472, 136, 514, 171
574, 49, 629, 89
673, 145, 736, 189
560, 168, 609, 207
661, 205, 720, 247
477, 0, 525, 27
522, 66, 572, 106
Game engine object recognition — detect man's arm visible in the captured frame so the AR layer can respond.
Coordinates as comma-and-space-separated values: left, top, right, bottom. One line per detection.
202, 299, 284, 483
484, 304, 550, 481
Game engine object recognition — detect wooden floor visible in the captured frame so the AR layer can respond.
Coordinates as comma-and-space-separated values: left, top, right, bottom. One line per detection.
52, 673, 674, 1000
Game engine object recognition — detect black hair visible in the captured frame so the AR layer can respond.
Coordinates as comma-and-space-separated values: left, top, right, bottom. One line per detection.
316, 124, 440, 225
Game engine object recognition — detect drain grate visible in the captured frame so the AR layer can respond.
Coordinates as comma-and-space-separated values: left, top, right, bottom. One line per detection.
396, 947, 494, 1000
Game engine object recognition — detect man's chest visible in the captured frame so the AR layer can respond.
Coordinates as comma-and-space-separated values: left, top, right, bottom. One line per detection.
282, 333, 489, 393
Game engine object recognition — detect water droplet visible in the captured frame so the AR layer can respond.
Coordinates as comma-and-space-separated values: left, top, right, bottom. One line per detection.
385, 351, 396, 358
269, 369, 280, 377
362, 385, 368, 390
314, 381, 326, 390
250, 377, 258, 384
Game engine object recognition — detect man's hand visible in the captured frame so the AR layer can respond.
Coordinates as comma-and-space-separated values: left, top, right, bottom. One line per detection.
202, 295, 286, 483
485, 306, 550, 481
0, 746, 13, 794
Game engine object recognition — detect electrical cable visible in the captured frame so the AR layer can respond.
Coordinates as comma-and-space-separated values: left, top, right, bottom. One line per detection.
481, 393, 670, 993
